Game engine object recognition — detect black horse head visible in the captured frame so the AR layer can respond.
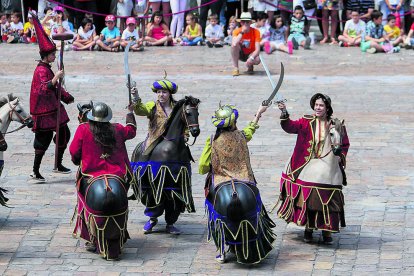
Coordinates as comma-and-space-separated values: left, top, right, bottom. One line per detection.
182, 96, 201, 137
77, 101, 93, 124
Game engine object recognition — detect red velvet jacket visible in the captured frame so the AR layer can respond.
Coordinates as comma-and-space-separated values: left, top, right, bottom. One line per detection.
30, 62, 74, 131
281, 115, 350, 180
69, 122, 136, 178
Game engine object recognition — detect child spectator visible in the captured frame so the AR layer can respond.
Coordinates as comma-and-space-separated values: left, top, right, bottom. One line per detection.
23, 11, 37, 44
121, 17, 144, 51
250, 12, 270, 48
338, 10, 366, 47
205, 14, 224, 48
404, 22, 414, 49
145, 11, 173, 46
287, 5, 311, 50
97, 14, 121, 52
224, 15, 237, 45
72, 18, 96, 51
41, 8, 54, 35
360, 10, 387, 54
384, 14, 404, 50
1, 14, 11, 43
49, 6, 75, 49
264, 15, 293, 55
7, 12, 23, 43
181, 13, 203, 46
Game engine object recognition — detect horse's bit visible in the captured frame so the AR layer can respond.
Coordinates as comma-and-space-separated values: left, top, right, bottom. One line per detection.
182, 103, 200, 146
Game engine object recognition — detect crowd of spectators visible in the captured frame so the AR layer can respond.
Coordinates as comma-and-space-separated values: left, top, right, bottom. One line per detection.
1, 1, 413, 57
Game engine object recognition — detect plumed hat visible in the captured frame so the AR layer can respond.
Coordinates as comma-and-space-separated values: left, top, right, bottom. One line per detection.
310, 93, 333, 117
30, 11, 56, 55
151, 79, 178, 94
211, 104, 239, 128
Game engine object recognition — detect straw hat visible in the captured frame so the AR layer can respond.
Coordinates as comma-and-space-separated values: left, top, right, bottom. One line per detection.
236, 12, 255, 22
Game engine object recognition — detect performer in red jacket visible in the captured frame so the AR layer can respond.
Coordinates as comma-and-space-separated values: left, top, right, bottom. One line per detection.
277, 93, 350, 244
29, 12, 74, 182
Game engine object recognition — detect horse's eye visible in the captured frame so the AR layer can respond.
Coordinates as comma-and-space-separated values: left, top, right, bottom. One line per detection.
17, 110, 22, 114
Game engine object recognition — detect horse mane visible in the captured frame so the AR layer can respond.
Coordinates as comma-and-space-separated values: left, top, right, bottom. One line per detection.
163, 96, 200, 133
0, 94, 18, 109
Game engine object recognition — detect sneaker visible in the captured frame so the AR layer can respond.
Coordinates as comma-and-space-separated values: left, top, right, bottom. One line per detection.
304, 37, 311, 49
232, 68, 239, 76
287, 41, 293, 55
30, 171, 46, 183
291, 37, 299, 50
338, 41, 344, 47
303, 229, 313, 243
143, 218, 158, 234
197, 41, 201, 46
214, 43, 223, 48
264, 41, 271, 54
166, 224, 181, 235
215, 253, 225, 263
392, 46, 400, 53
366, 47, 377, 54
405, 44, 412, 50
206, 40, 213, 48
53, 165, 71, 174
322, 231, 333, 245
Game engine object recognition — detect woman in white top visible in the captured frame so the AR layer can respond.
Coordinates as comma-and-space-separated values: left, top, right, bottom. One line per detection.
73, 18, 97, 51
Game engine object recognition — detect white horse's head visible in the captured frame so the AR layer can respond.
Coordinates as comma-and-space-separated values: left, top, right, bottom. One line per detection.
0, 94, 33, 130
329, 118, 344, 156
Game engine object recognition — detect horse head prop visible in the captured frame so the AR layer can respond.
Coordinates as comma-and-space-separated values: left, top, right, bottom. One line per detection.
181, 96, 201, 139
77, 101, 93, 124
0, 94, 33, 134
329, 118, 345, 156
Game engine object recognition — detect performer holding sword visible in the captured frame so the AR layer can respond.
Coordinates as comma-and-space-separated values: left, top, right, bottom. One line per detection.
29, 12, 74, 183
198, 61, 284, 264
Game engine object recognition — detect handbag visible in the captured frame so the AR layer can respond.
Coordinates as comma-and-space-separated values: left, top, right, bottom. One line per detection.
302, 0, 317, 10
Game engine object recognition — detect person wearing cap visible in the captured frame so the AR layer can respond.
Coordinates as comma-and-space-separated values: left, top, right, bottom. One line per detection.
276, 94, 350, 244
121, 17, 144, 51
49, 6, 75, 48
198, 103, 276, 264
29, 11, 75, 182
231, 12, 261, 77
96, 14, 121, 52
23, 11, 36, 44
69, 102, 137, 179
130, 77, 188, 235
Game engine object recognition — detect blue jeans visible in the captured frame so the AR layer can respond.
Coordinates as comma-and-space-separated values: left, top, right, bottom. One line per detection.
183, 36, 203, 46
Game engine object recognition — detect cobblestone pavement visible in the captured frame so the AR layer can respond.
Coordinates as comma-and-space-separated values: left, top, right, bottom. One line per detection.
0, 43, 413, 275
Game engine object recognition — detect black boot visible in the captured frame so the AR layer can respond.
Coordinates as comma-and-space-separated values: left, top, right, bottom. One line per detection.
30, 153, 46, 182
53, 149, 71, 174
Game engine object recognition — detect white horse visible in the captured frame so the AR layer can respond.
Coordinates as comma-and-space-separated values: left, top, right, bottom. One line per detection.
297, 118, 346, 186
0, 94, 33, 206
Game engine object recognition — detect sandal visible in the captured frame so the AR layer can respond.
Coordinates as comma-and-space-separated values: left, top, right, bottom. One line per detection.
232, 68, 239, 76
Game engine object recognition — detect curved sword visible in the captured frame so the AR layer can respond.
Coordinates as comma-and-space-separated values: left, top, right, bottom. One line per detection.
260, 57, 285, 106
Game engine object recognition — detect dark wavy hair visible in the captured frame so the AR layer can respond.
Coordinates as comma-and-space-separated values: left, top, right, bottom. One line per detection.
150, 11, 166, 25
89, 121, 116, 154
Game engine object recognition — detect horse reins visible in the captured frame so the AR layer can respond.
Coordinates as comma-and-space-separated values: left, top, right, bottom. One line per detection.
1, 101, 32, 135
317, 122, 343, 160
181, 103, 200, 146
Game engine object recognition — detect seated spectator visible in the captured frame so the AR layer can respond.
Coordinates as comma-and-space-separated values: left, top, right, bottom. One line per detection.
7, 12, 23, 43
181, 13, 203, 46
96, 15, 121, 52
250, 12, 270, 48
264, 15, 293, 55
384, 14, 404, 50
224, 15, 237, 45
49, 6, 75, 49
1, 14, 11, 43
121, 17, 144, 51
287, 5, 311, 50
404, 22, 414, 49
144, 11, 173, 46
23, 11, 37, 44
338, 10, 366, 47
205, 14, 224, 48
72, 18, 96, 51
230, 12, 261, 76
360, 10, 387, 54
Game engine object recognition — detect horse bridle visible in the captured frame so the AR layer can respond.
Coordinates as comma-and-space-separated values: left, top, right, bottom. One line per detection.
1, 100, 32, 135
181, 103, 200, 146
318, 121, 343, 159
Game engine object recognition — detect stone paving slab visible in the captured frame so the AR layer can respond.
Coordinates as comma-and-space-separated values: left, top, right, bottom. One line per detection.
0, 42, 413, 275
